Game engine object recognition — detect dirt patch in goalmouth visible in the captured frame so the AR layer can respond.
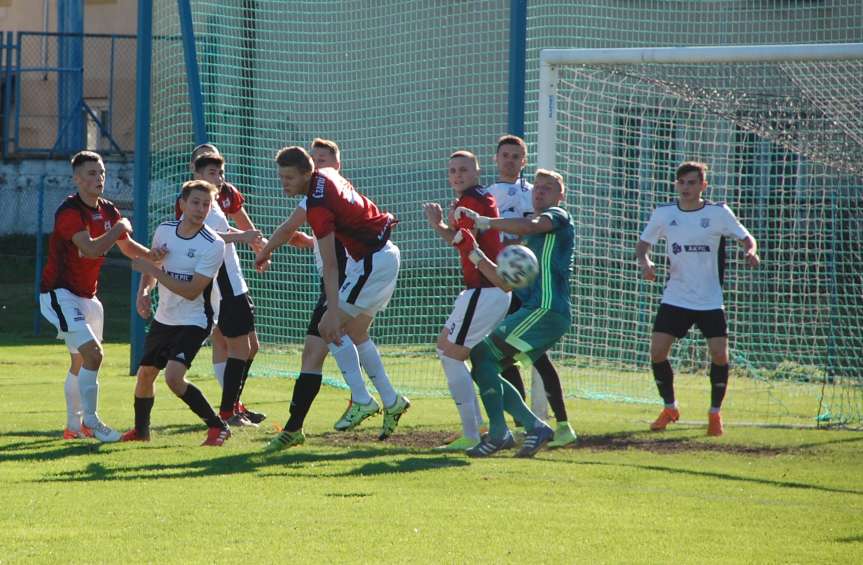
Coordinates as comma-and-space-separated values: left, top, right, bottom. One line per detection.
316, 430, 786, 456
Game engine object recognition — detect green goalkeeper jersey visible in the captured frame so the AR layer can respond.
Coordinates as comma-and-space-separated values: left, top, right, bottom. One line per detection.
516, 206, 574, 317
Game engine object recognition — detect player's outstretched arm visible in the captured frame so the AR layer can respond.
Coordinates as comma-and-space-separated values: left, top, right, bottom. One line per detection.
423, 202, 457, 244
451, 228, 512, 292
71, 218, 133, 258
131, 258, 214, 301
256, 206, 312, 271
316, 233, 344, 344
635, 240, 656, 281
454, 206, 552, 236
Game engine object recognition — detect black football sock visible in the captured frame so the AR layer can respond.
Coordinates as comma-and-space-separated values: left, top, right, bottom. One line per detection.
236, 357, 254, 404
220, 357, 246, 415
134, 396, 154, 435
652, 360, 676, 406
710, 363, 730, 410
285, 372, 323, 432
533, 353, 568, 422
179, 384, 223, 428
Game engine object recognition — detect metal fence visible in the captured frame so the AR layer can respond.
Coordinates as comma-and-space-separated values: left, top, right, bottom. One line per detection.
1, 32, 136, 159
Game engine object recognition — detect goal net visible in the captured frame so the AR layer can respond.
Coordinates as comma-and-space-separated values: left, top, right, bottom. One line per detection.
538, 44, 863, 427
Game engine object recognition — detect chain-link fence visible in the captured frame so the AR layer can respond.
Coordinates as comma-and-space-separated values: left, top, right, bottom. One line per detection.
1, 32, 135, 159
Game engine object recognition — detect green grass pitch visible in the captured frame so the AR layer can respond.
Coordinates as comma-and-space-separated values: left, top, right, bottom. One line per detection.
1, 338, 862, 563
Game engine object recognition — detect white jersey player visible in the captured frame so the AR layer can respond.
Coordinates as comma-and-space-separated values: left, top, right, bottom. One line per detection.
125, 180, 232, 446
636, 161, 760, 437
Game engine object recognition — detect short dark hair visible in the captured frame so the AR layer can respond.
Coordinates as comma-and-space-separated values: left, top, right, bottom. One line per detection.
191, 143, 219, 161
311, 138, 340, 160
496, 134, 527, 155
71, 150, 102, 171
676, 161, 708, 182
193, 152, 225, 173
275, 146, 314, 173
180, 179, 218, 201
449, 150, 479, 168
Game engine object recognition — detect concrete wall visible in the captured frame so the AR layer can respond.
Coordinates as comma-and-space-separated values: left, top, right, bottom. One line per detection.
0, 158, 134, 235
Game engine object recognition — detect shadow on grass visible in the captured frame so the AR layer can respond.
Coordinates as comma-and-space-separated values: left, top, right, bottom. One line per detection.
336, 456, 468, 476
36, 444, 463, 483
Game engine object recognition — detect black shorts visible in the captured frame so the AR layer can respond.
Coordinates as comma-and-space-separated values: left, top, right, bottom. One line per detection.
140, 320, 209, 370
306, 283, 327, 338
218, 292, 255, 338
653, 303, 728, 339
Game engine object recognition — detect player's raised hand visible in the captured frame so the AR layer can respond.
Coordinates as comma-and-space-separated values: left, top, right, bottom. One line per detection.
454, 207, 491, 231
638, 260, 656, 281
422, 202, 443, 227
745, 251, 761, 268
452, 227, 478, 254
136, 293, 152, 320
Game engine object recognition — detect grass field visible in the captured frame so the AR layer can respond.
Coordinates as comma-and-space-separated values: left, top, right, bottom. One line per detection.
3, 239, 862, 562
2, 337, 862, 563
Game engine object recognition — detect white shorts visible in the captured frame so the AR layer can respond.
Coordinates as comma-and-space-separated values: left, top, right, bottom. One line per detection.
444, 286, 511, 348
39, 289, 104, 353
339, 240, 400, 317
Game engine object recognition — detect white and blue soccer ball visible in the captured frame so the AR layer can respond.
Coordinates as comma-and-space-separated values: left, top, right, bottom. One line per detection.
495, 245, 539, 289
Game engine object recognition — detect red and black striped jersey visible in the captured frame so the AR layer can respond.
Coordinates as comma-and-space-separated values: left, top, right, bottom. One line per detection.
40, 193, 128, 298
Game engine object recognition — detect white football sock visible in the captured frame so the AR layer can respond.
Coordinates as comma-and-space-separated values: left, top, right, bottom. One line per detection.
356, 339, 397, 408
328, 336, 373, 404
530, 365, 549, 420
213, 361, 226, 389
438, 349, 481, 441
77, 367, 100, 426
64, 371, 82, 430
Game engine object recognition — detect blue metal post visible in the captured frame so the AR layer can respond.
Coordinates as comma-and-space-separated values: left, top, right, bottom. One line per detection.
33, 174, 45, 336
178, 0, 208, 144
57, 0, 85, 154
107, 35, 116, 151
1, 32, 11, 160
507, 0, 527, 138
130, 0, 153, 374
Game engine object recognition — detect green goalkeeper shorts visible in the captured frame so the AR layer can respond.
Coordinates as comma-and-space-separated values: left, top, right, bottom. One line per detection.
489, 307, 570, 365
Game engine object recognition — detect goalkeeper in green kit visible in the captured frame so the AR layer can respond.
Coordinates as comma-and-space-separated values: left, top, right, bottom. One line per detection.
452, 169, 574, 458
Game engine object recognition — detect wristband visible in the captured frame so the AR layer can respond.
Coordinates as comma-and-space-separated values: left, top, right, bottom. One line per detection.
476, 216, 491, 231
468, 249, 484, 266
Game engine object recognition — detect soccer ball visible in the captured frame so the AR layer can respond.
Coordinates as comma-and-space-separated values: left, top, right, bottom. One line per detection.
495, 245, 539, 289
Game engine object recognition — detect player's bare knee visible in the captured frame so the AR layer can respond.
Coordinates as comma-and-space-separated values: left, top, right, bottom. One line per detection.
709, 351, 729, 365
78, 341, 103, 369
225, 335, 251, 360
249, 332, 260, 358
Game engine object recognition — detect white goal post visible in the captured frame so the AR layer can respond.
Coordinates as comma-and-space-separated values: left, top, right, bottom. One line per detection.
537, 43, 863, 170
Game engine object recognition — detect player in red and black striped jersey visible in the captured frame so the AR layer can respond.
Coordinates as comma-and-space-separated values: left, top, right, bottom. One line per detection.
263, 145, 410, 441
423, 150, 510, 451
38, 151, 164, 442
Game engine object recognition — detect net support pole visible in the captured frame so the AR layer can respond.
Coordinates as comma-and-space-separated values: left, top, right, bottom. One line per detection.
130, 0, 153, 375
537, 57, 557, 170
178, 0, 207, 145
507, 0, 527, 138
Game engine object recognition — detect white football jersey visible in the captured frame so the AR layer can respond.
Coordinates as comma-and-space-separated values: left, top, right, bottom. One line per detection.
203, 205, 249, 297
151, 221, 225, 329
486, 178, 533, 241
297, 196, 324, 276
640, 201, 752, 310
